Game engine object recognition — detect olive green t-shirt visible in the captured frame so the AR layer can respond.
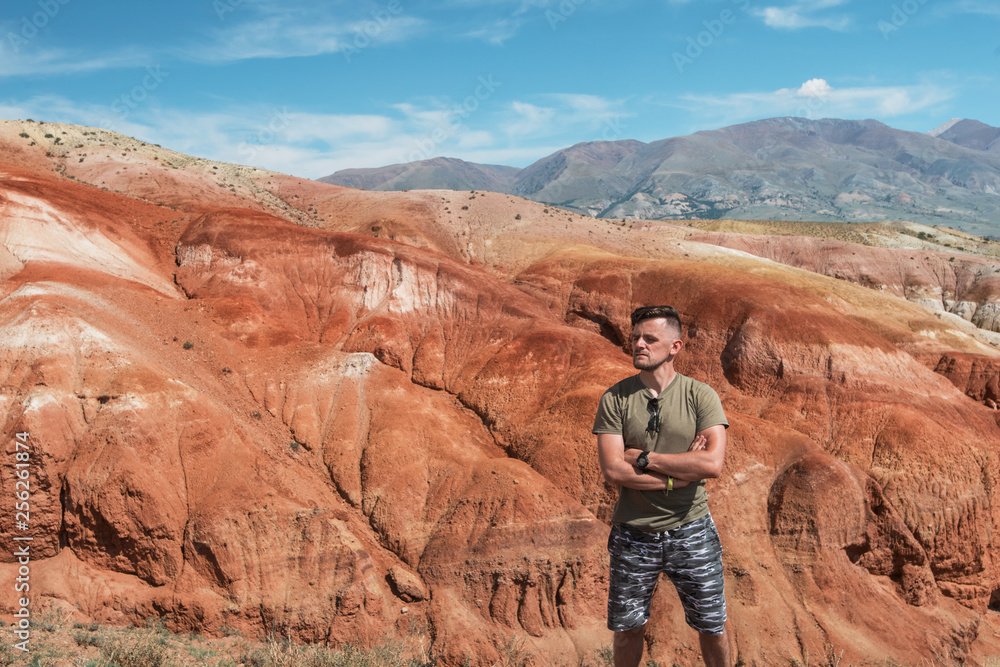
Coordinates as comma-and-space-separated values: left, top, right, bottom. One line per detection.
592, 373, 728, 532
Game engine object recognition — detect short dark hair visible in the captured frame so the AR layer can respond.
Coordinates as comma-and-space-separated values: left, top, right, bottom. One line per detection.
630, 305, 682, 333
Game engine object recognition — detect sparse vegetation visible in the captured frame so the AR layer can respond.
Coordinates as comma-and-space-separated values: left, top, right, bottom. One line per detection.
96, 629, 170, 667
14, 614, 442, 667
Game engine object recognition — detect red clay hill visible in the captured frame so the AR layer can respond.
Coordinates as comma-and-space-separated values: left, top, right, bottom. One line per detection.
1, 119, 999, 665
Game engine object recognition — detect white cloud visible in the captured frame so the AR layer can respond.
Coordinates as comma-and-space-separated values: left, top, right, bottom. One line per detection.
0, 87, 620, 181
456, 130, 495, 148
502, 94, 631, 139
443, 0, 549, 14
0, 47, 153, 78
756, 0, 852, 30
504, 101, 558, 136
0, 3, 428, 77
463, 19, 521, 45
797, 78, 834, 98
189, 14, 426, 63
672, 79, 954, 124
946, 0, 1000, 16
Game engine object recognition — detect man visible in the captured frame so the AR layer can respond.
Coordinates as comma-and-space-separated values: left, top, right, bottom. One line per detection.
593, 305, 730, 667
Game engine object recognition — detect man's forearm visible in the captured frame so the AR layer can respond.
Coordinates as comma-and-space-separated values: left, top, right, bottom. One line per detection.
604, 453, 692, 491
643, 451, 718, 481
612, 467, 673, 491
622, 427, 726, 480
598, 433, 694, 491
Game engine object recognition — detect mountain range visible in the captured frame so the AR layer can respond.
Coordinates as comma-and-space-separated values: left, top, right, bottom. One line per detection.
320, 117, 1000, 237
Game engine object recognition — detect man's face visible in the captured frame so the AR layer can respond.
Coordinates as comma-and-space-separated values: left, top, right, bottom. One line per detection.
631, 318, 681, 371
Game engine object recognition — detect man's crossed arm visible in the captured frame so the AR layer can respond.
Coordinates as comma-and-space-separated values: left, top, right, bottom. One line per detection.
597, 424, 727, 491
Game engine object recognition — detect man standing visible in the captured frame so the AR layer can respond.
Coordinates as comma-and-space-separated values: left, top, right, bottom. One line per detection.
593, 305, 730, 667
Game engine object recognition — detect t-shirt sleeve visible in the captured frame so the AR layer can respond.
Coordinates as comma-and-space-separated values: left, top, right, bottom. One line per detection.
695, 383, 729, 431
592, 385, 623, 435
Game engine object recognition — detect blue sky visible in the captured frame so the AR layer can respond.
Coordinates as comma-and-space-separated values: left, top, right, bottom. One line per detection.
1, 0, 997, 178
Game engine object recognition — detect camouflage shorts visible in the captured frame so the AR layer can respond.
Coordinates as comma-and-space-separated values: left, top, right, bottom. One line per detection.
607, 514, 726, 635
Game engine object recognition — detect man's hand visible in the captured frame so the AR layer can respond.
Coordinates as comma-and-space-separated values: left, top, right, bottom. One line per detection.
688, 434, 707, 452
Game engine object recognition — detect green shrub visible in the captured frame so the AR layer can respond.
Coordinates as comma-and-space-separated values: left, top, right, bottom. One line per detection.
237, 633, 431, 667
98, 631, 169, 667
73, 629, 104, 648
0, 642, 16, 667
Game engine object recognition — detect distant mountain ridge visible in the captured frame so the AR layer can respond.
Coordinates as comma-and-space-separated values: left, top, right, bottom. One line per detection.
322, 156, 520, 192
320, 117, 1000, 237
933, 118, 1000, 153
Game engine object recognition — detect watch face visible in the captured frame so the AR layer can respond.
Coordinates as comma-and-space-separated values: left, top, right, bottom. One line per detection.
637, 452, 649, 469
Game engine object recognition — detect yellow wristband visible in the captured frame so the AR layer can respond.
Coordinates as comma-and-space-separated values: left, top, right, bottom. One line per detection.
667, 476, 674, 491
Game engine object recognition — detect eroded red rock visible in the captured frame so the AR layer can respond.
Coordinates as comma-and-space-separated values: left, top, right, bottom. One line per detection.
0, 124, 998, 665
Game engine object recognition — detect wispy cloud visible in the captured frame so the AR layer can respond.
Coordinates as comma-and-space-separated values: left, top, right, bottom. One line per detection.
755, 0, 853, 30
944, 0, 1000, 16
0, 47, 153, 78
0, 3, 428, 77
504, 102, 558, 136
669, 78, 954, 125
187, 9, 427, 63
442, 0, 550, 14
502, 94, 631, 139
190, 18, 347, 62
463, 19, 521, 45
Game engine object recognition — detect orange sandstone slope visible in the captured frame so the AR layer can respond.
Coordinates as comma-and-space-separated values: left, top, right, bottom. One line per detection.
0, 121, 999, 665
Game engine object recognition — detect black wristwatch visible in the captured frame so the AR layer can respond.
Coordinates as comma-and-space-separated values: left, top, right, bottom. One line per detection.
636, 451, 650, 472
